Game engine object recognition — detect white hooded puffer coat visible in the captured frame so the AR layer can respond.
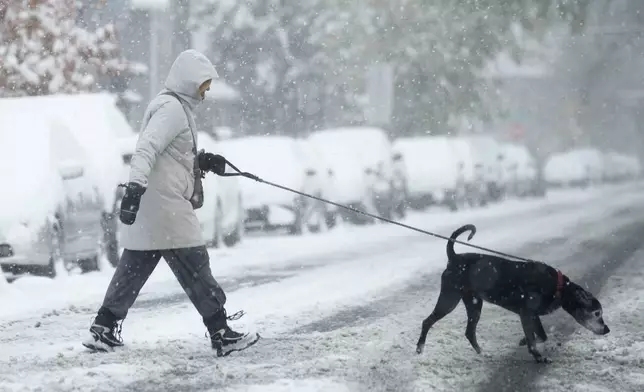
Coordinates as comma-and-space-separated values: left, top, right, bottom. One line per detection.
121, 50, 218, 250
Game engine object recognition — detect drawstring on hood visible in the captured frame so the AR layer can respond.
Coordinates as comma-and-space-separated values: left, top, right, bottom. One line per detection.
163, 49, 218, 110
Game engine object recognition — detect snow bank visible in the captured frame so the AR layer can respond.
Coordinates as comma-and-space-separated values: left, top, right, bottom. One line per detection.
393, 136, 461, 195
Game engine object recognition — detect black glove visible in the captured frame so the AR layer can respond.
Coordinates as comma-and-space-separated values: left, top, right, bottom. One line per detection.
198, 151, 227, 175
119, 182, 147, 225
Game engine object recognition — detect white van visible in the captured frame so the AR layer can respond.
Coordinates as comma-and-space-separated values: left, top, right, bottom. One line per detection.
308, 127, 402, 222
221, 135, 327, 235
393, 136, 465, 211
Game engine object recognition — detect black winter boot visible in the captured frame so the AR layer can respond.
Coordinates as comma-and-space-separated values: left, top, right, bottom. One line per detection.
204, 309, 260, 357
82, 307, 124, 352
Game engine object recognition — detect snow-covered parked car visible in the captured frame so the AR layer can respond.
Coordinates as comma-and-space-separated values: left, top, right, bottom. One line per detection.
296, 139, 341, 228
221, 135, 327, 235
603, 152, 642, 183
0, 109, 104, 280
623, 154, 643, 179
308, 127, 404, 222
501, 143, 539, 197
33, 93, 131, 267
544, 148, 604, 188
449, 137, 488, 207
196, 132, 245, 247
392, 136, 465, 211
461, 135, 506, 202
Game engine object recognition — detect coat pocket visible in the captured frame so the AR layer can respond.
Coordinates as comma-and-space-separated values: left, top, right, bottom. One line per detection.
183, 169, 195, 200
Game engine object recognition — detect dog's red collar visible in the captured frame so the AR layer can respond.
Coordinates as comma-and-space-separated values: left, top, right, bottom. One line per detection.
555, 270, 564, 298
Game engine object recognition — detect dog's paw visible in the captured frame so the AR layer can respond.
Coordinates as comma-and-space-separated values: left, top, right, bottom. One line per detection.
416, 344, 424, 354
534, 356, 551, 364
520, 337, 546, 346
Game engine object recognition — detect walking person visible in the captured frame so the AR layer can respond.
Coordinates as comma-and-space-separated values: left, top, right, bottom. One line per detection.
82, 49, 259, 357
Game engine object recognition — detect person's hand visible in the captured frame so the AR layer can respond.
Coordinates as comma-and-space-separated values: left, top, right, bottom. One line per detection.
198, 151, 227, 175
119, 182, 147, 225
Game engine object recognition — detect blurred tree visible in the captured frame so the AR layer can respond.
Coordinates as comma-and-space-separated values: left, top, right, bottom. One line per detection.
192, 0, 590, 136
344, 0, 591, 136
192, 0, 344, 135
0, 0, 138, 97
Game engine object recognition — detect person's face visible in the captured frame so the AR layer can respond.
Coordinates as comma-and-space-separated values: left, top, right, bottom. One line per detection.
198, 79, 212, 100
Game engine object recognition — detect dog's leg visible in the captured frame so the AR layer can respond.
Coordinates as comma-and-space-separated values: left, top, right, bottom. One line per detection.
463, 293, 483, 354
535, 317, 548, 342
416, 288, 461, 354
519, 312, 550, 363
518, 316, 548, 346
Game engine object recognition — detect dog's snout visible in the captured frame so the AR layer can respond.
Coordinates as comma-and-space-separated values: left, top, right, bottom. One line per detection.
602, 325, 610, 335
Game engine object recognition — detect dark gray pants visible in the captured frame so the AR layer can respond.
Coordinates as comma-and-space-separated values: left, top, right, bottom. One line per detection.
101, 246, 226, 320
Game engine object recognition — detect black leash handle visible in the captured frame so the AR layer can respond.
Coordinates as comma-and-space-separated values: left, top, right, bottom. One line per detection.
217, 158, 540, 263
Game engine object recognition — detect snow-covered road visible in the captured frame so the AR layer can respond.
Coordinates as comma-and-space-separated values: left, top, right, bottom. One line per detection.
1, 183, 644, 392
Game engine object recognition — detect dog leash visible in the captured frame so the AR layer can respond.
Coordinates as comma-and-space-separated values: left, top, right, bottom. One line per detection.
218, 158, 541, 263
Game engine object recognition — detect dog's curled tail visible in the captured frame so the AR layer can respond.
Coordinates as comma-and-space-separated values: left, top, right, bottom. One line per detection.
447, 224, 477, 260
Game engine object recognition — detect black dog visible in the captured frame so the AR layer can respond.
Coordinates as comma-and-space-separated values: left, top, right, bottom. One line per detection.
416, 224, 610, 363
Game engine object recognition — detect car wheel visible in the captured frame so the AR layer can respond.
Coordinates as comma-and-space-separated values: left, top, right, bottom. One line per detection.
343, 202, 375, 225
223, 200, 244, 247
40, 224, 62, 278
79, 255, 100, 273
307, 200, 329, 233
325, 210, 337, 228
102, 212, 120, 268
445, 190, 458, 212
223, 226, 241, 247
395, 197, 407, 219
41, 255, 57, 278
211, 200, 225, 248
288, 210, 306, 235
